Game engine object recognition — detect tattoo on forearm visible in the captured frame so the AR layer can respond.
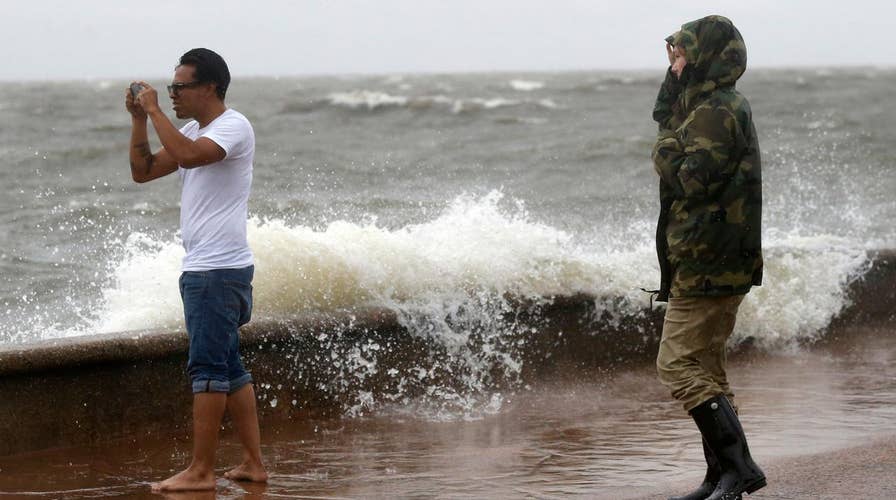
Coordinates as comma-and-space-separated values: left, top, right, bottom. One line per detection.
133, 142, 154, 175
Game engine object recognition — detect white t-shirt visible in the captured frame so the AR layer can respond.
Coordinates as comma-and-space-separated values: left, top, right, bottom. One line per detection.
177, 109, 254, 272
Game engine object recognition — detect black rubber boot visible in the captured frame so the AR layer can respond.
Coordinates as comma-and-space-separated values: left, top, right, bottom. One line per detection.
668, 438, 719, 500
690, 395, 766, 500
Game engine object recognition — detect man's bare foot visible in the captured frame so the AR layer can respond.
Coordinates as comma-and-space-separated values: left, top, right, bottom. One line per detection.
151, 467, 216, 492
223, 461, 269, 483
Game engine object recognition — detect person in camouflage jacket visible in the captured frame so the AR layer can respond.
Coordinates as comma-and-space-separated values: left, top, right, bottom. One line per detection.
651, 15, 767, 500
652, 17, 762, 301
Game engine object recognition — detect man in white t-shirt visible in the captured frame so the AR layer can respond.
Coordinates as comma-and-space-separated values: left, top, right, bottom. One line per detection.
125, 48, 267, 492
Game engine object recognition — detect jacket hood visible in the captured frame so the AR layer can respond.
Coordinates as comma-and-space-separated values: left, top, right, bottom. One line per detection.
667, 15, 747, 102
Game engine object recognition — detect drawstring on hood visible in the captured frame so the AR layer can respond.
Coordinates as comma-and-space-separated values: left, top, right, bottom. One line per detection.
666, 15, 747, 111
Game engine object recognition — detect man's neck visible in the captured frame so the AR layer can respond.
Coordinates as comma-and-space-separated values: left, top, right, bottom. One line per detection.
195, 101, 228, 128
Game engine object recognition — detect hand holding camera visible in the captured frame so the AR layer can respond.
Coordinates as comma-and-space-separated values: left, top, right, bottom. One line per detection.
129, 83, 145, 99
126, 81, 161, 116
125, 81, 147, 119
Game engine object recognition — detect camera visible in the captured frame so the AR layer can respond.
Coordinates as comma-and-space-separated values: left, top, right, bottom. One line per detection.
130, 83, 145, 98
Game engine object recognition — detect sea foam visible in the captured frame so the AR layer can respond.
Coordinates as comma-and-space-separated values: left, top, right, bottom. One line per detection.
324, 89, 554, 114
39, 191, 875, 418
92, 191, 870, 351
509, 80, 545, 91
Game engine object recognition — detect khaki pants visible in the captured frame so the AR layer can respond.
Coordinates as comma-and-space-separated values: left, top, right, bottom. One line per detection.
656, 295, 744, 412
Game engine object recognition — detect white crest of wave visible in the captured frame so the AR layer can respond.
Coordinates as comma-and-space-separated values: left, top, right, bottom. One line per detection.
326, 90, 408, 110
90, 192, 872, 353
324, 89, 549, 115
247, 190, 644, 316
451, 98, 520, 114
90, 191, 653, 334
734, 231, 870, 348
93, 233, 186, 333
509, 80, 545, 91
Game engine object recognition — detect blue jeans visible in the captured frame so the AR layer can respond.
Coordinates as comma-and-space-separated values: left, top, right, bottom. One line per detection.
179, 265, 254, 394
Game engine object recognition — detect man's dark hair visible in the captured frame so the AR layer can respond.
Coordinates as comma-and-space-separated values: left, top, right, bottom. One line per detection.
178, 48, 230, 101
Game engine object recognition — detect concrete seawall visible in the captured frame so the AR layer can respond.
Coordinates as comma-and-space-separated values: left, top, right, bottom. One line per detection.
1, 252, 893, 457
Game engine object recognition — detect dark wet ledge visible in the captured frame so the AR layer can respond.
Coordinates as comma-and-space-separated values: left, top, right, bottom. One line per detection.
0, 309, 402, 376
0, 251, 892, 457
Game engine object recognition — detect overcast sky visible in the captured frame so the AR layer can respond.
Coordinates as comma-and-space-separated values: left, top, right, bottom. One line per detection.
1, 0, 894, 81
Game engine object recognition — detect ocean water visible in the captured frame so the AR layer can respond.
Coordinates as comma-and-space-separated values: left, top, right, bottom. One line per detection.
1, 69, 894, 416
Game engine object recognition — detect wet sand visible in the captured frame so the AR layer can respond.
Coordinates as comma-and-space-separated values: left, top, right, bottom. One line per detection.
3, 438, 892, 499
638, 436, 896, 500
0, 324, 893, 498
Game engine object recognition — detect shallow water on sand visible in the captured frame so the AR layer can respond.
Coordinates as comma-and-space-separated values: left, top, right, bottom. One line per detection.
1, 326, 894, 499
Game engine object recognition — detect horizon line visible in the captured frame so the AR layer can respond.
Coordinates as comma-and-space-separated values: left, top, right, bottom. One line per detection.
1, 63, 893, 84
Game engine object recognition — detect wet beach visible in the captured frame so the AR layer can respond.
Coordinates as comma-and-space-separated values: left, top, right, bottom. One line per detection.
1, 323, 893, 499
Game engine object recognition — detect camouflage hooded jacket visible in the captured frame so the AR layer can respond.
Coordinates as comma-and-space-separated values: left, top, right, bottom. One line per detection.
651, 15, 762, 301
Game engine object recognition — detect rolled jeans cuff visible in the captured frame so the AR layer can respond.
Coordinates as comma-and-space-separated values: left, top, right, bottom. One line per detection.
191, 373, 253, 395
228, 373, 254, 395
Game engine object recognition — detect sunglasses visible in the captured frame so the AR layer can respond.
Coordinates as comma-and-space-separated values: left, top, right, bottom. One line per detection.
167, 81, 203, 95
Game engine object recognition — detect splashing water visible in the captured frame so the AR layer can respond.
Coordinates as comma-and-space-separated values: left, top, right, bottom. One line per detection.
65, 191, 871, 417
